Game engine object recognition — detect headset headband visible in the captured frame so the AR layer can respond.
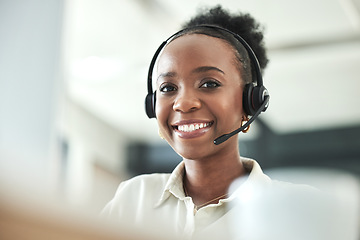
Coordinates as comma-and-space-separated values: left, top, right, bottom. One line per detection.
145, 24, 269, 119
147, 24, 263, 95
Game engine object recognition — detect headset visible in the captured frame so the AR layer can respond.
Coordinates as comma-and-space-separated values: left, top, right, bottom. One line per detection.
145, 25, 269, 145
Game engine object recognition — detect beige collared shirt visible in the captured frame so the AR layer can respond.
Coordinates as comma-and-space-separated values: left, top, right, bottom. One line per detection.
103, 158, 356, 240
102, 157, 278, 239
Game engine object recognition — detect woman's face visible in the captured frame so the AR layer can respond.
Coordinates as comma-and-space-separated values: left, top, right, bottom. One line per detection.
156, 34, 245, 160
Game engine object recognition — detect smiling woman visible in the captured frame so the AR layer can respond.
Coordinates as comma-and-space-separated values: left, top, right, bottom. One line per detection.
101, 5, 317, 240
156, 33, 244, 159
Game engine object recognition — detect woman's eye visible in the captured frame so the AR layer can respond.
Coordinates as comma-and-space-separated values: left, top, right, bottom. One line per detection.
200, 80, 221, 89
159, 84, 177, 93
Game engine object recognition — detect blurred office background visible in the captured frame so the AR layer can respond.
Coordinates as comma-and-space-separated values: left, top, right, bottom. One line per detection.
1, 0, 360, 215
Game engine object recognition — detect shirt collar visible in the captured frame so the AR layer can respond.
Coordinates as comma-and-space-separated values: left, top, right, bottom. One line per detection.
225, 157, 272, 203
154, 157, 272, 208
154, 161, 186, 208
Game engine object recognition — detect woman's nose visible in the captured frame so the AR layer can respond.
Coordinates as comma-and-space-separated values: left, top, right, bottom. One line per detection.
173, 90, 201, 113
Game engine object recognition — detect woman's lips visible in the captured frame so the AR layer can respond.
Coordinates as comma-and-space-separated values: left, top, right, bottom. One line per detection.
172, 121, 213, 139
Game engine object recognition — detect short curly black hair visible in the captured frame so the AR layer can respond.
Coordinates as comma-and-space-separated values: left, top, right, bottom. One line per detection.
178, 5, 269, 84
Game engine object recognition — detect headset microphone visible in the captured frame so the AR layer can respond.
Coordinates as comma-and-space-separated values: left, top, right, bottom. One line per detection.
213, 95, 269, 145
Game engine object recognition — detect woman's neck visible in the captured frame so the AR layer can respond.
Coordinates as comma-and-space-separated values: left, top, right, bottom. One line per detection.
182, 147, 246, 208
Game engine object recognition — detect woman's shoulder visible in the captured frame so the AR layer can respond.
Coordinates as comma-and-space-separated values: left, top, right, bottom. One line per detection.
270, 179, 318, 194
118, 173, 171, 192
102, 173, 172, 216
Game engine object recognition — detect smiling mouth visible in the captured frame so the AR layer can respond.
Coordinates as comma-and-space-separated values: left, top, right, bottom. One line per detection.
173, 122, 213, 132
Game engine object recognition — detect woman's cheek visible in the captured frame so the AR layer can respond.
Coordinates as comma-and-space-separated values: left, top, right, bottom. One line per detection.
156, 98, 170, 130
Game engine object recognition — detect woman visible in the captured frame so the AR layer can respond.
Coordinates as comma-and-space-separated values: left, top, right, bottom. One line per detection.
103, 6, 275, 239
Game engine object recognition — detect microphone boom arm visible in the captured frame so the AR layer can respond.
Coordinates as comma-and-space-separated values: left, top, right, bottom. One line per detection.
213, 95, 269, 145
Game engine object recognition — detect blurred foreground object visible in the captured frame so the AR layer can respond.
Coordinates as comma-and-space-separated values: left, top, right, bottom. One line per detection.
0, 179, 168, 240
229, 168, 360, 240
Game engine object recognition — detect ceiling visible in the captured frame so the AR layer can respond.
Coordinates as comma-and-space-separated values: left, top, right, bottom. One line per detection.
61, 0, 360, 141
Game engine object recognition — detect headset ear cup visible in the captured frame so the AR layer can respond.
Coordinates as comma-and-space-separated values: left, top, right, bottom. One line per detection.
152, 91, 157, 117
252, 85, 268, 113
145, 91, 156, 118
243, 83, 255, 116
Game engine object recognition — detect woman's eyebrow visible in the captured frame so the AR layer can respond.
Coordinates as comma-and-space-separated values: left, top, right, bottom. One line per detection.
156, 66, 224, 82
193, 66, 225, 74
157, 71, 177, 81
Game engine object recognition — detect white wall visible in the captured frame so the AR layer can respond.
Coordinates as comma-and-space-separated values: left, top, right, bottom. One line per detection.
60, 98, 128, 211
0, 1, 126, 211
0, 0, 63, 187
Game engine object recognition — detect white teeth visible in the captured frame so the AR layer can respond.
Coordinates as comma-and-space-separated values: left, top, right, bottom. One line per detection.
177, 123, 210, 132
